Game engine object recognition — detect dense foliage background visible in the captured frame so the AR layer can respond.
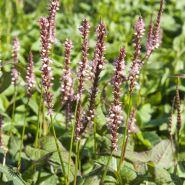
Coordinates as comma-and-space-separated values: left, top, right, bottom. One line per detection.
0, 0, 185, 184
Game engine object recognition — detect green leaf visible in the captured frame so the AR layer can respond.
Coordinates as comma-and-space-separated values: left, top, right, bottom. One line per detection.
39, 136, 75, 177
0, 72, 11, 93
154, 168, 173, 184
0, 164, 27, 185
83, 175, 100, 185
120, 161, 137, 183
25, 146, 48, 161
95, 156, 117, 172
150, 140, 174, 169
138, 104, 153, 125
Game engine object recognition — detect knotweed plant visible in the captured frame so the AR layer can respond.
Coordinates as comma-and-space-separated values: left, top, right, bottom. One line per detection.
75, 19, 90, 140
79, 21, 106, 136
39, 0, 66, 180
129, 0, 164, 93
39, 0, 59, 115
175, 84, 182, 135
26, 51, 35, 98
2, 0, 182, 184
40, 17, 54, 115
48, 0, 59, 43
118, 0, 164, 171
11, 37, 20, 86
18, 51, 35, 169
61, 39, 74, 125
107, 48, 126, 151
10, 37, 20, 135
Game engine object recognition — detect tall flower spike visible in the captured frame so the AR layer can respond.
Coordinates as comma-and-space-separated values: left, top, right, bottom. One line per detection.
61, 39, 74, 103
79, 21, 106, 137
129, 17, 145, 93
11, 37, 20, 86
153, 0, 164, 49
108, 48, 126, 151
0, 115, 3, 148
39, 17, 54, 115
26, 51, 35, 98
127, 108, 136, 135
48, 0, 60, 43
76, 18, 90, 100
146, 16, 154, 56
168, 97, 175, 137
175, 85, 182, 133
75, 19, 90, 140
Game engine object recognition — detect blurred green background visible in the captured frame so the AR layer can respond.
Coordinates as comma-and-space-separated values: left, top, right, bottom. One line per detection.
0, 0, 185, 137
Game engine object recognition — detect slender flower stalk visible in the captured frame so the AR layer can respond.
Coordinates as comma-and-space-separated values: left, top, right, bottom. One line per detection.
0, 115, 3, 149
129, 0, 164, 94
153, 0, 164, 49
75, 19, 90, 140
11, 37, 20, 86
146, 0, 164, 56
175, 82, 181, 135
18, 51, 35, 170
146, 16, 154, 56
168, 97, 175, 137
61, 39, 74, 102
61, 39, 74, 125
108, 48, 126, 151
127, 108, 136, 136
26, 51, 35, 98
79, 21, 106, 136
39, 17, 54, 115
39, 0, 59, 115
119, 108, 136, 166
39, 2, 66, 181
48, 0, 60, 43
128, 17, 145, 93
10, 37, 20, 135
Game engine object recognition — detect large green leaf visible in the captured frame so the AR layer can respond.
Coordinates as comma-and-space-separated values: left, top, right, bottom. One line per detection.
0, 72, 11, 93
126, 140, 174, 169
25, 146, 49, 161
39, 136, 75, 178
0, 164, 27, 185
150, 140, 174, 169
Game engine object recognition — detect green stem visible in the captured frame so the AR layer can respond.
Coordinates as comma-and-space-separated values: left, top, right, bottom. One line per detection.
175, 77, 180, 171
176, 77, 180, 142
18, 98, 29, 170
10, 85, 17, 135
34, 87, 43, 148
117, 93, 132, 172
67, 120, 75, 185
93, 121, 97, 158
50, 115, 67, 181
74, 141, 80, 185
67, 99, 80, 185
